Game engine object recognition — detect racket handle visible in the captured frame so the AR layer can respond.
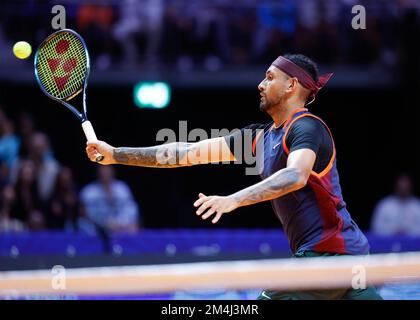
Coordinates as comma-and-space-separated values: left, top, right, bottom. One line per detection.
82, 121, 104, 162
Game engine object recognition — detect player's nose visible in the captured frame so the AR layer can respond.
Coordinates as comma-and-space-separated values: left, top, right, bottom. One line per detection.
258, 80, 265, 92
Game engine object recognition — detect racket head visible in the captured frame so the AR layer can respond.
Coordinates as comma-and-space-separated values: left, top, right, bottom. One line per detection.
34, 29, 90, 102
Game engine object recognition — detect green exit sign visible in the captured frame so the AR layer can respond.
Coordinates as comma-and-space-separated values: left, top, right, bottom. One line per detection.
133, 82, 171, 109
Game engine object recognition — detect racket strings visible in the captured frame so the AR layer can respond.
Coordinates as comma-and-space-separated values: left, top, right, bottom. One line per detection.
36, 32, 87, 100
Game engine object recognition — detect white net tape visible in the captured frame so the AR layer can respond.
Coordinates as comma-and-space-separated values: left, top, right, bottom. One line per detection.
1, 252, 420, 296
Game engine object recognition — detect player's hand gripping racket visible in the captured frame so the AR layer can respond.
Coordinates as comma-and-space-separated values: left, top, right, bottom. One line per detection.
34, 28, 104, 162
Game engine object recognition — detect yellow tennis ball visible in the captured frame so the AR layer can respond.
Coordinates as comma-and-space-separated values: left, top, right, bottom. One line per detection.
13, 41, 32, 59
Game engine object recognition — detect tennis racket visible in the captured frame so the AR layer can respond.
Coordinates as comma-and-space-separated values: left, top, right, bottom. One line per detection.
34, 28, 104, 162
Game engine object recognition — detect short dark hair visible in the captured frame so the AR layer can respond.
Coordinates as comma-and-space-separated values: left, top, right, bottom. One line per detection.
283, 54, 318, 83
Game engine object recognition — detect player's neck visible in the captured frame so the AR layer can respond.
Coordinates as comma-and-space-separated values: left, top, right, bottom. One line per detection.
272, 99, 306, 128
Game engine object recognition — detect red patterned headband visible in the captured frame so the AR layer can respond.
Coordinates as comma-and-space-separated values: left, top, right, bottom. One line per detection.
271, 56, 333, 103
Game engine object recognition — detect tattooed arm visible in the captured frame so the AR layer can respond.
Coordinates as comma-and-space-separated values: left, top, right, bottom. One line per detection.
112, 143, 193, 168
231, 166, 306, 206
85, 137, 235, 167
194, 148, 316, 223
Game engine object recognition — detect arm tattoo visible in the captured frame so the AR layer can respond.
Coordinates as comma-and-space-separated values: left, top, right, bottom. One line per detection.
231, 167, 303, 207
113, 142, 194, 168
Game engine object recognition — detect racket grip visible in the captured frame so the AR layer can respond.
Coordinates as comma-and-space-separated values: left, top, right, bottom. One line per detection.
82, 121, 104, 162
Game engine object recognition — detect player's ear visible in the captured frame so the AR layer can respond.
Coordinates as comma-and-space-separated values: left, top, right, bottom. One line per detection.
285, 77, 298, 93
290, 77, 298, 90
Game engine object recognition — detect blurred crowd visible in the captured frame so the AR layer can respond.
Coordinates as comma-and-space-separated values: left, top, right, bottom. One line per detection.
0, 0, 419, 236
1, 104, 419, 236
0, 0, 418, 71
0, 106, 141, 234
371, 174, 420, 237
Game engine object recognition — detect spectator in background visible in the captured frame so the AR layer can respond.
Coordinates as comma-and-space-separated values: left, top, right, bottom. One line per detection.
112, 0, 165, 68
254, 0, 297, 62
112, 0, 144, 67
227, 6, 256, 65
10, 132, 60, 203
0, 108, 20, 169
161, 3, 196, 68
29, 132, 61, 202
0, 160, 8, 189
80, 166, 140, 234
12, 159, 45, 230
17, 112, 36, 158
77, 3, 117, 70
47, 166, 80, 231
0, 185, 25, 233
371, 174, 420, 236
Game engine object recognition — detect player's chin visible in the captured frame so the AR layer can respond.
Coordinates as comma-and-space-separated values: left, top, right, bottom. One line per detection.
259, 101, 269, 112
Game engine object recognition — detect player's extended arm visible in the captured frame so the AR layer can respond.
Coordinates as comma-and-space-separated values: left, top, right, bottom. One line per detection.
194, 148, 316, 223
231, 148, 315, 206
86, 137, 235, 167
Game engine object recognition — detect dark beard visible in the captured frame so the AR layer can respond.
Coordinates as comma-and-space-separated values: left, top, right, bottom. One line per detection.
259, 99, 272, 112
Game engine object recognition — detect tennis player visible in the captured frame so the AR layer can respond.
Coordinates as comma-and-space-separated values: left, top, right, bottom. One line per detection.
86, 54, 382, 300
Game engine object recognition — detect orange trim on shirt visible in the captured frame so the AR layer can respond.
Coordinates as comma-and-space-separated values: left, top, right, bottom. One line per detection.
282, 107, 308, 129
282, 113, 336, 178
252, 129, 265, 156
282, 114, 310, 155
